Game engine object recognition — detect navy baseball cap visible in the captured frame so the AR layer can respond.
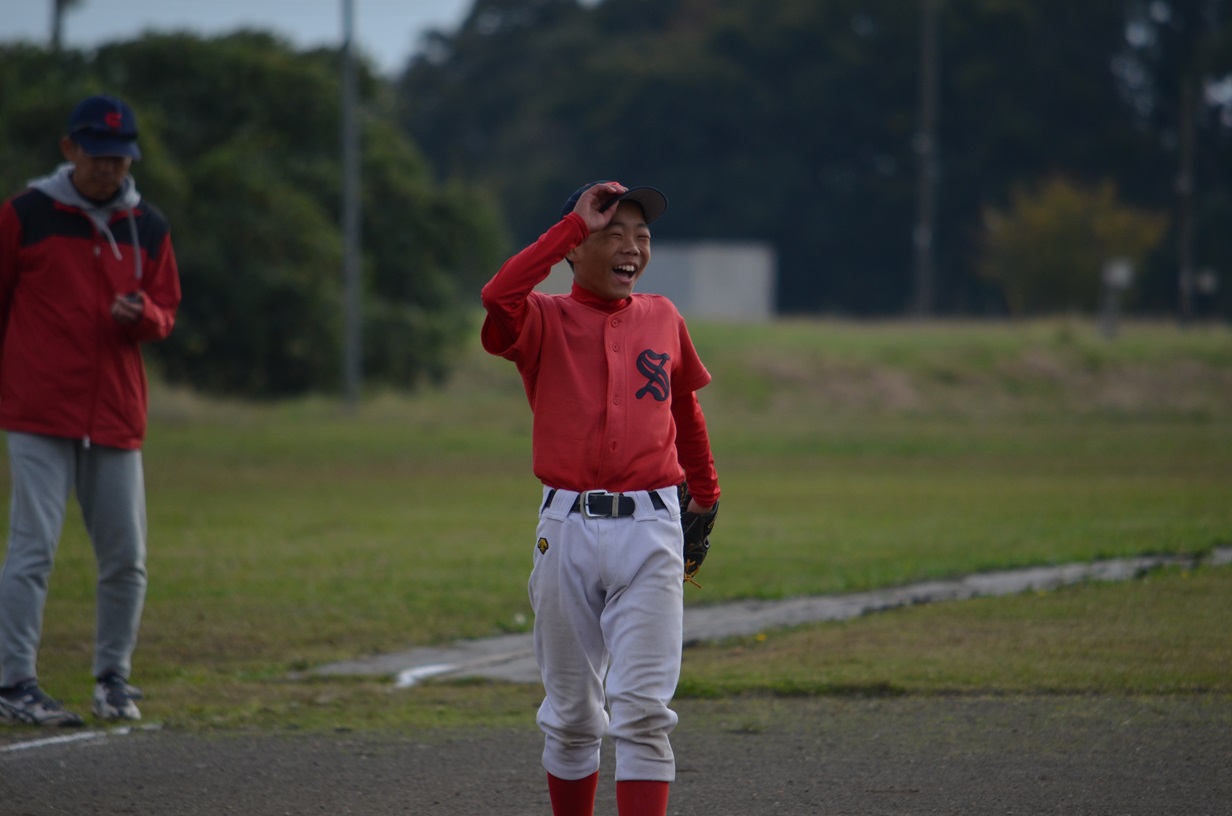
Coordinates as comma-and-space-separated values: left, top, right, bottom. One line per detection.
67, 94, 142, 159
561, 181, 668, 224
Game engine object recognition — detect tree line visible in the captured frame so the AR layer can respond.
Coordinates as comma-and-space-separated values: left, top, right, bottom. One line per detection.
2, 0, 1229, 397
1, 34, 506, 398
399, 0, 1232, 319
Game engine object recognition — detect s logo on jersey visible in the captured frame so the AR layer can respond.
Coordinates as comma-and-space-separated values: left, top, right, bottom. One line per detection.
635, 349, 671, 402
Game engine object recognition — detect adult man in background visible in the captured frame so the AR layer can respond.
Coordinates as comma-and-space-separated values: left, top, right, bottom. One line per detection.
0, 93, 181, 726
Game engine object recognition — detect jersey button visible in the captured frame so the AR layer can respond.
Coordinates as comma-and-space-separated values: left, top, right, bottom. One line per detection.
612, 396, 621, 405
611, 343, 620, 352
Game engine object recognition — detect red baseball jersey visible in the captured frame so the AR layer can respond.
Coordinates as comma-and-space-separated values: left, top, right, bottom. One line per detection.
481, 214, 720, 505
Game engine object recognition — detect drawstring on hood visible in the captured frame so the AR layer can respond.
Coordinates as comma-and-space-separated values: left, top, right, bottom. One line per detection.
29, 163, 144, 282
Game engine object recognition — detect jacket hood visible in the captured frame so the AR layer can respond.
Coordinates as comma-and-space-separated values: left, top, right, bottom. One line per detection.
29, 163, 145, 278
30, 163, 142, 223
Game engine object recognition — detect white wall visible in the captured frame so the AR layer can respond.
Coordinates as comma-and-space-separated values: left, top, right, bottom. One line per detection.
536, 240, 776, 321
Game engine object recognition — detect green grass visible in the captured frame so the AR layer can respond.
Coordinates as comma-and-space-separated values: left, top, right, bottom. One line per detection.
7, 318, 1232, 731
680, 566, 1232, 697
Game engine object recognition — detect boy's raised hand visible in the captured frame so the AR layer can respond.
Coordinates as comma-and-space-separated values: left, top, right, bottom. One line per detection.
571, 181, 627, 233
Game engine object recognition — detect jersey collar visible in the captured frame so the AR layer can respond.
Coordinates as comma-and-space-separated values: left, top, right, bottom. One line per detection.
570, 281, 631, 313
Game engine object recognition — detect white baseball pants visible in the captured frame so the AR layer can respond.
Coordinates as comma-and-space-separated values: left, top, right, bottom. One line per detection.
529, 486, 683, 782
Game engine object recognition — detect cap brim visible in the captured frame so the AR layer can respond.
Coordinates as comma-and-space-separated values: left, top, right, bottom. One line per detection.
74, 134, 142, 160
612, 186, 667, 224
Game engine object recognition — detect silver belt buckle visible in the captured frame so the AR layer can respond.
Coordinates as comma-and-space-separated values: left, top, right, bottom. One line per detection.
581, 489, 617, 518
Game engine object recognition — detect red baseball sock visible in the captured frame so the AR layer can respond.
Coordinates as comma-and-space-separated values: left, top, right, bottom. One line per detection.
547, 771, 599, 816
615, 780, 670, 816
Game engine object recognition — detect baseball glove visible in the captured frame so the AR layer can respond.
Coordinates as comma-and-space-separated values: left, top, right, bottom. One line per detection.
678, 483, 718, 588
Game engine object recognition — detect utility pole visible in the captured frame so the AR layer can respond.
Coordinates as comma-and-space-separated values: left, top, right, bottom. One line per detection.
913, 0, 940, 317
1176, 80, 1196, 325
341, 0, 362, 409
51, 0, 84, 53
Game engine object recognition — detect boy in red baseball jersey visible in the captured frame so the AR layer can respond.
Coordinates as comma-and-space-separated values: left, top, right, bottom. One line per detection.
481, 181, 720, 816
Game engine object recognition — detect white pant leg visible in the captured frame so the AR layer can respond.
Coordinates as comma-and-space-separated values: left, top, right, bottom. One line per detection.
530, 489, 609, 780
603, 508, 683, 782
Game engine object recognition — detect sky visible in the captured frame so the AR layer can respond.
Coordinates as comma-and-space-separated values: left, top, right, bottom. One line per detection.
3, 0, 475, 75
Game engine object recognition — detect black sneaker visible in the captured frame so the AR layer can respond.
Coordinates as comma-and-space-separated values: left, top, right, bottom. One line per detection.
0, 679, 85, 727
93, 673, 143, 721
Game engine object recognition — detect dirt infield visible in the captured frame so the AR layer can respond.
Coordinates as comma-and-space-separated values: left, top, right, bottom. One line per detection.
2, 694, 1229, 815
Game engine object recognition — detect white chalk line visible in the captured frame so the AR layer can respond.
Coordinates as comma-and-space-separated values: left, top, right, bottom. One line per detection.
0, 729, 108, 753
0, 724, 161, 756
395, 663, 460, 688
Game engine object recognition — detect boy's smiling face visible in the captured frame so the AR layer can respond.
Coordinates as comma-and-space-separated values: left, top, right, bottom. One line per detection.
568, 201, 651, 301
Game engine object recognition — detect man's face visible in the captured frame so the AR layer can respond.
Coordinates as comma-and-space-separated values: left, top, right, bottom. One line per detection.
60, 137, 132, 202
568, 200, 652, 301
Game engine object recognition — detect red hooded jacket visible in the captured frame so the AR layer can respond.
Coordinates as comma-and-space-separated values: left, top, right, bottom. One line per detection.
0, 167, 181, 449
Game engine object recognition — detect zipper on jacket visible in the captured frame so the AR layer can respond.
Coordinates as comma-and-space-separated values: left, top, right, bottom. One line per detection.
88, 233, 107, 446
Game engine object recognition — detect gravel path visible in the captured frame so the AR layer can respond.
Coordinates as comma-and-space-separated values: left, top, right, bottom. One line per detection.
2, 694, 1229, 815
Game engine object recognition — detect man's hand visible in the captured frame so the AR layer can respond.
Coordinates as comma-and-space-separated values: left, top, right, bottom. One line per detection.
571, 181, 627, 233
111, 292, 144, 325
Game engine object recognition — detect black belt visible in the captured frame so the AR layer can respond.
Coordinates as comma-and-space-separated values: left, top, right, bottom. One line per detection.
546, 489, 667, 518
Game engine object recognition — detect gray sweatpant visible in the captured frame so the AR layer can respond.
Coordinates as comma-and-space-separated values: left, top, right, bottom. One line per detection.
0, 432, 147, 686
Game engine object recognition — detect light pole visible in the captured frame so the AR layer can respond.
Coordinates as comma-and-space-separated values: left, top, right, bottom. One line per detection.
1176, 80, 1196, 325
341, 0, 362, 409
51, 0, 84, 53
913, 0, 940, 317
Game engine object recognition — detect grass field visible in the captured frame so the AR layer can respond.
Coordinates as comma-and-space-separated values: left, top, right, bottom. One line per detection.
6, 318, 1231, 731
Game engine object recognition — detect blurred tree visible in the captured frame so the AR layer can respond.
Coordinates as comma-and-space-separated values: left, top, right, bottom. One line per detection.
0, 35, 506, 397
400, 0, 923, 315
398, 0, 1199, 316
0, 47, 90, 187
933, 0, 1159, 312
9, 2, 1230, 327
979, 176, 1168, 315
1114, 0, 1232, 320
